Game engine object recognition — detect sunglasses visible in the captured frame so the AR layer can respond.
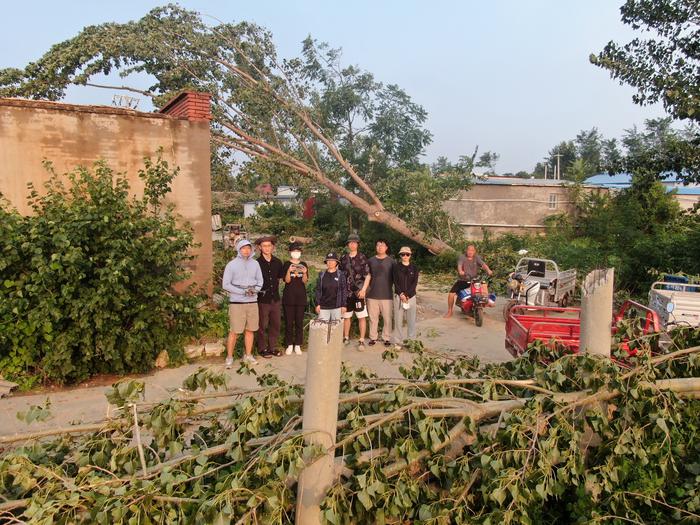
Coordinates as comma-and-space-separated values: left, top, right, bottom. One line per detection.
399, 253, 411, 257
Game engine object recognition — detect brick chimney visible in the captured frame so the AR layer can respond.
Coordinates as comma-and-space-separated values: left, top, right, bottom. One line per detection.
159, 91, 211, 121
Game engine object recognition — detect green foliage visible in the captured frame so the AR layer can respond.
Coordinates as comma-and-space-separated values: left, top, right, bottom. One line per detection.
182, 367, 228, 392
0, 156, 204, 385
104, 380, 146, 408
590, 0, 700, 183
2, 332, 699, 524
247, 202, 310, 238
591, 0, 700, 123
15, 399, 53, 425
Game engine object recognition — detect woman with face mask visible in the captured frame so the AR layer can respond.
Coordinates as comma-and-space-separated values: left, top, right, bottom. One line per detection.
281, 242, 309, 355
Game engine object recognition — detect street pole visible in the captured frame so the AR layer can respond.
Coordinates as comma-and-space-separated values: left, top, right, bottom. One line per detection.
295, 319, 344, 524
580, 268, 614, 357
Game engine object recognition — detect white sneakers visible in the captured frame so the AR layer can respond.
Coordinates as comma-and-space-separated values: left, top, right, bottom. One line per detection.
225, 357, 234, 369
285, 345, 303, 355
242, 354, 258, 365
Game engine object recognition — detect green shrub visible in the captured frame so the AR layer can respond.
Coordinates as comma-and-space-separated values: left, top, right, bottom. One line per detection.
0, 156, 203, 386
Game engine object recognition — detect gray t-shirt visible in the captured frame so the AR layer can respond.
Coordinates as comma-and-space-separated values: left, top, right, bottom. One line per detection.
457, 254, 484, 280
367, 256, 394, 300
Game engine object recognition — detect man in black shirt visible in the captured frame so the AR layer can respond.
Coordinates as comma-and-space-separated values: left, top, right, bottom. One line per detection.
256, 236, 284, 358
366, 239, 395, 346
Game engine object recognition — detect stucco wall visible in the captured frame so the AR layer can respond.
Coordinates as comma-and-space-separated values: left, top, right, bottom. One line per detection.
444, 183, 601, 239
0, 99, 212, 294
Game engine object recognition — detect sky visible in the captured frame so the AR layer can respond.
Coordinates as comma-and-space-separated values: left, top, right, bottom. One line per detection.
0, 1, 668, 174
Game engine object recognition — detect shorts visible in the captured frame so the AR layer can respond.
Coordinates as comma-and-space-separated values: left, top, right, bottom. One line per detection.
229, 303, 259, 333
318, 307, 343, 321
343, 295, 369, 319
449, 280, 471, 294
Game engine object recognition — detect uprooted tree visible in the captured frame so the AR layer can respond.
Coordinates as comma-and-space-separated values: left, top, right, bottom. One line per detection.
1, 322, 700, 524
0, 6, 471, 253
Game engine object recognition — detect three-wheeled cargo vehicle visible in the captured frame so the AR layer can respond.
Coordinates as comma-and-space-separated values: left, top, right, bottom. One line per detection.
648, 276, 700, 328
503, 258, 577, 320
504, 300, 660, 357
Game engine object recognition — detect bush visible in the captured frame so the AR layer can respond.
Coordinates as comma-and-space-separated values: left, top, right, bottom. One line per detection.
0, 156, 203, 386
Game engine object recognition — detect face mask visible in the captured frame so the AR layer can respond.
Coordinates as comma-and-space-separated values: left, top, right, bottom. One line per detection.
290, 251, 302, 259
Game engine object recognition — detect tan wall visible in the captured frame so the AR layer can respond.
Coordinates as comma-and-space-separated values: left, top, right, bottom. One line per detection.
0, 99, 212, 294
444, 183, 601, 240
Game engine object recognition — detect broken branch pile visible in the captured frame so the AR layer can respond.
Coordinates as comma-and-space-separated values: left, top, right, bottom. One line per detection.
1, 329, 700, 524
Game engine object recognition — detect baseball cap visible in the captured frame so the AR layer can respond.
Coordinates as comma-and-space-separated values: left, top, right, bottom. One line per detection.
324, 252, 339, 262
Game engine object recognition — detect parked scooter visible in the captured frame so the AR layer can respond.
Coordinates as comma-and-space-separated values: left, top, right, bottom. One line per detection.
457, 275, 496, 327
503, 271, 541, 320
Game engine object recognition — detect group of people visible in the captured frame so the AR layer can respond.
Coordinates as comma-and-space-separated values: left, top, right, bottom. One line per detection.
314, 234, 420, 350
221, 233, 420, 367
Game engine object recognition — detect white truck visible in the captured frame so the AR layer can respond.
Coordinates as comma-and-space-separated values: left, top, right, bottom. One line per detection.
503, 258, 577, 320
648, 278, 700, 328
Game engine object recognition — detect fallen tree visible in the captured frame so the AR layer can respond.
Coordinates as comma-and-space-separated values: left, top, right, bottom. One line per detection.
0, 6, 460, 254
1, 328, 700, 524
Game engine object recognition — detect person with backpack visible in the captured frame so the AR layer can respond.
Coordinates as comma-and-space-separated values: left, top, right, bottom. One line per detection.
340, 233, 371, 348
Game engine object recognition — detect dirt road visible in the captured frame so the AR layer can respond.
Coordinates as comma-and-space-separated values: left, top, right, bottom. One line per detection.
0, 283, 510, 436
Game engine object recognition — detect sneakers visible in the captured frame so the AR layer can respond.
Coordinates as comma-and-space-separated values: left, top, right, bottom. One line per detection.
383, 340, 392, 347
357, 340, 365, 351
261, 350, 273, 359
285, 345, 293, 355
242, 354, 258, 365
368, 340, 377, 346
343, 337, 350, 345
294, 345, 302, 355
225, 356, 234, 369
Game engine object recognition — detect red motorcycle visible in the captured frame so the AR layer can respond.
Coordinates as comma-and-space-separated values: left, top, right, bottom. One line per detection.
456, 275, 494, 327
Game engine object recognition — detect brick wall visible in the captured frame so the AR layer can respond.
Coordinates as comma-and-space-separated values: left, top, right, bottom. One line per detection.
0, 96, 213, 295
160, 91, 212, 121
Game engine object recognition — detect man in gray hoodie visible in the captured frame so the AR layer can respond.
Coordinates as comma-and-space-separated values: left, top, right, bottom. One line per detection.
222, 239, 264, 367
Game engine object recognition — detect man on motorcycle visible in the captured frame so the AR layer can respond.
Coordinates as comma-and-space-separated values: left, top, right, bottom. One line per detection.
444, 244, 493, 318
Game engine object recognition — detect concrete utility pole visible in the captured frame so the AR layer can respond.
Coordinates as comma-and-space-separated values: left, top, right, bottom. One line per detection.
553, 154, 563, 180
580, 268, 614, 357
295, 319, 344, 524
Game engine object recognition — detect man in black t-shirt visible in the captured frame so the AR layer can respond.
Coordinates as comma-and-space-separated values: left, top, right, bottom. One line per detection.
366, 239, 395, 346
256, 236, 284, 358
340, 233, 371, 348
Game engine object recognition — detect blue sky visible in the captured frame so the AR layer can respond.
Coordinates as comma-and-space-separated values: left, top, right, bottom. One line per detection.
0, 1, 667, 173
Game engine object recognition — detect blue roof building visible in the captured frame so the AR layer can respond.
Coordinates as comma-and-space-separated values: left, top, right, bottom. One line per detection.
585, 173, 700, 209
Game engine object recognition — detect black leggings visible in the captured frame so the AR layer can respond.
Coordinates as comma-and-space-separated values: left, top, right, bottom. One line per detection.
284, 304, 305, 346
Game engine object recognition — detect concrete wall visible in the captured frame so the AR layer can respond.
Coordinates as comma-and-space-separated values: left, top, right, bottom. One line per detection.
0, 98, 212, 294
444, 182, 602, 239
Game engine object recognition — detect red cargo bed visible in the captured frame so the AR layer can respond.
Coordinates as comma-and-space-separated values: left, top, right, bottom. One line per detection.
505, 301, 659, 357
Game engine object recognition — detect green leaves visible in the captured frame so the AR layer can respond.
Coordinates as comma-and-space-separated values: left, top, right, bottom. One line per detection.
105, 380, 145, 407
15, 398, 53, 424
182, 367, 228, 392
0, 156, 204, 386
